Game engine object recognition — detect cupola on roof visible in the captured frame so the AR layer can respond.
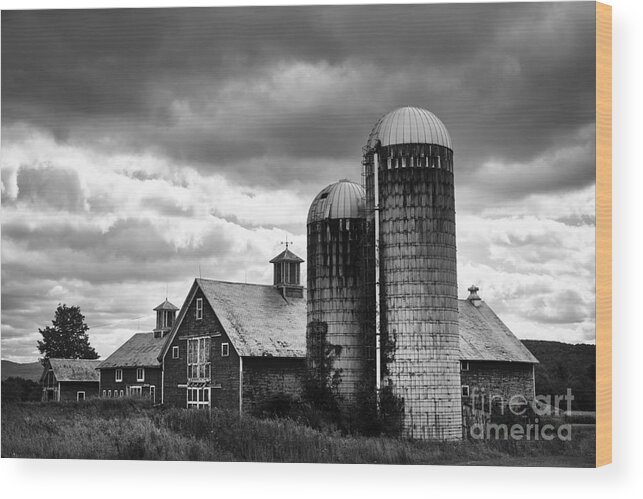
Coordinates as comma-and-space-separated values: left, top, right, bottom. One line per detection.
307, 179, 365, 224
269, 248, 304, 263
153, 299, 179, 311
366, 106, 452, 150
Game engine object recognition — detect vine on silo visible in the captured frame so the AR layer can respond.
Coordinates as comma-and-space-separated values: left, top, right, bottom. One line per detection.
304, 320, 343, 415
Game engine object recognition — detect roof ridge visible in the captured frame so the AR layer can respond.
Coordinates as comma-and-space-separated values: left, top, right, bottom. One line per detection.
197, 277, 307, 290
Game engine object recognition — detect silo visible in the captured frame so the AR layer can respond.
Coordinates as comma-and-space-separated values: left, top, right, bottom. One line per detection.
363, 106, 462, 440
306, 180, 371, 409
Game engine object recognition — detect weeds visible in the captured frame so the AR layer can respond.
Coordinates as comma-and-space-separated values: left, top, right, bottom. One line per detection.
1, 398, 595, 465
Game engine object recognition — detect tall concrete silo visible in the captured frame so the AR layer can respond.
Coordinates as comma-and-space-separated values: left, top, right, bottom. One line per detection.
363, 106, 462, 440
306, 180, 371, 409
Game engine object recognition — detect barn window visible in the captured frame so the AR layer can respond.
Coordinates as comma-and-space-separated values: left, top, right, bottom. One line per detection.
187, 337, 211, 380
77, 391, 85, 401
187, 387, 210, 409
461, 361, 469, 372
108, 390, 112, 397
137, 368, 145, 382
115, 369, 123, 382
103, 390, 106, 397
172, 346, 179, 359
196, 298, 203, 320
221, 342, 229, 357
462, 385, 470, 397
120, 390, 124, 397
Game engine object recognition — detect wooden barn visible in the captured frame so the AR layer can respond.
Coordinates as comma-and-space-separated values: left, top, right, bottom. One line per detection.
159, 249, 307, 412
97, 299, 177, 402
96, 300, 176, 402
97, 332, 167, 402
40, 358, 101, 401
458, 286, 538, 428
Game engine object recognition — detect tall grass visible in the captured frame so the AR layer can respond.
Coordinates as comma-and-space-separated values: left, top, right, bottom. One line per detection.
1, 398, 595, 465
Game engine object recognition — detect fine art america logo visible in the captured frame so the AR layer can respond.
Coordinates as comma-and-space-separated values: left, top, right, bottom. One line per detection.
468, 388, 576, 441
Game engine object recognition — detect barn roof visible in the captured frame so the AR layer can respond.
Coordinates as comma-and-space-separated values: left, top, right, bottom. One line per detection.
458, 300, 538, 364
42, 358, 102, 383
98, 332, 165, 369
197, 279, 306, 358
158, 278, 536, 364
159, 279, 307, 360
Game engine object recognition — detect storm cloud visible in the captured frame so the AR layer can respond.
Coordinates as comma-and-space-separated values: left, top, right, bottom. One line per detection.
1, 3, 597, 361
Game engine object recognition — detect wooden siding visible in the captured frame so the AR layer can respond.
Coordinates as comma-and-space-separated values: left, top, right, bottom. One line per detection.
59, 381, 99, 401
162, 287, 240, 411
99, 366, 162, 402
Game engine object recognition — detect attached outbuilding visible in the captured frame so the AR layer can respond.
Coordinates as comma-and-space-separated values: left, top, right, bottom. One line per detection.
40, 358, 102, 402
97, 333, 166, 402
97, 299, 178, 403
459, 286, 539, 428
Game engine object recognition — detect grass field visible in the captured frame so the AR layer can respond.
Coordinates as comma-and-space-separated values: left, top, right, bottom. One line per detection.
1, 398, 595, 466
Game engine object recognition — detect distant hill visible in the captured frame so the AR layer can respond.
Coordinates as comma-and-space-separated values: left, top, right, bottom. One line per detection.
1, 360, 42, 382
521, 340, 595, 411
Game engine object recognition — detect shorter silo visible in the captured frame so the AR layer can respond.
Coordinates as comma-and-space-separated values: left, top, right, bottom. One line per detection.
306, 180, 370, 409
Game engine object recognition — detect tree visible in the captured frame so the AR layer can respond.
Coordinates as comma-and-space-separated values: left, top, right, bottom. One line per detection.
37, 304, 99, 361
1, 377, 41, 402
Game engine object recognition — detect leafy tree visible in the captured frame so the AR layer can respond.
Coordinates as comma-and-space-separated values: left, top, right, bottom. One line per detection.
1, 377, 41, 402
37, 304, 99, 361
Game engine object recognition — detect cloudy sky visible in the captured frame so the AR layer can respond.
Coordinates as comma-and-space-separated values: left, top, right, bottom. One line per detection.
1, 2, 596, 362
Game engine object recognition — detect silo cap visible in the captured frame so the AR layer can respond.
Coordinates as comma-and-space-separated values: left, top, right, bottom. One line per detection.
366, 106, 452, 150
307, 180, 365, 224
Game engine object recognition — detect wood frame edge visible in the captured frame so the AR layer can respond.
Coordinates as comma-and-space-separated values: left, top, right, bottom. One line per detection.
595, 0, 612, 468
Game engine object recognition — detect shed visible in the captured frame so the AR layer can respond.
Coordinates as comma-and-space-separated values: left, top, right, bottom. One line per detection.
40, 358, 102, 402
97, 332, 165, 402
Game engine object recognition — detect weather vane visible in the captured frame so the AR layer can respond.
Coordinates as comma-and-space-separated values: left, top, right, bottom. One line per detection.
281, 236, 292, 250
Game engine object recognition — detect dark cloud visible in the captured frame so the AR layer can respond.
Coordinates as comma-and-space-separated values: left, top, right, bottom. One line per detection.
555, 214, 596, 227
7, 164, 85, 211
1, 218, 231, 284
2, 3, 596, 190
525, 289, 594, 325
1, 3, 598, 359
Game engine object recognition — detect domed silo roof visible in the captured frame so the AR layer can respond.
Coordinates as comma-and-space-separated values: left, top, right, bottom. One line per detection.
307, 179, 365, 224
366, 106, 452, 150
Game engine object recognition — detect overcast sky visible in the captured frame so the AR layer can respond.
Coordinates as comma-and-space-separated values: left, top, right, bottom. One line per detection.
1, 2, 596, 362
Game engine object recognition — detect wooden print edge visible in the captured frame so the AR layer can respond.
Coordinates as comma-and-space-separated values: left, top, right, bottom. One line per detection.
595, 1, 612, 468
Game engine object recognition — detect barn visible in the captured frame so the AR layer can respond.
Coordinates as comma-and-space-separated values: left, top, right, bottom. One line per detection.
97, 299, 177, 403
101, 105, 539, 440
459, 285, 538, 428
155, 249, 537, 423
40, 358, 101, 402
158, 249, 307, 412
